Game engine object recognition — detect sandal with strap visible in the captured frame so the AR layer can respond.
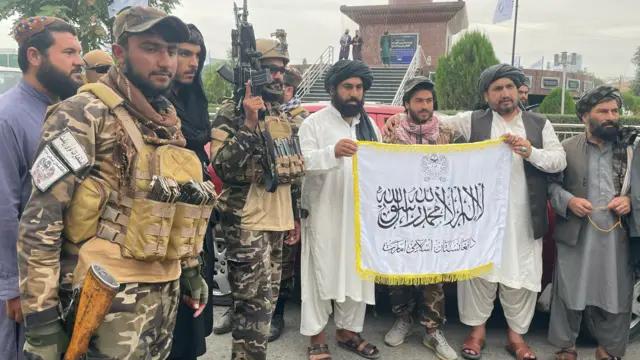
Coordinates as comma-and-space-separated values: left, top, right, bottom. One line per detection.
599, 355, 621, 360
461, 335, 486, 360
308, 344, 332, 360
555, 348, 578, 360
336, 331, 381, 359
506, 342, 537, 360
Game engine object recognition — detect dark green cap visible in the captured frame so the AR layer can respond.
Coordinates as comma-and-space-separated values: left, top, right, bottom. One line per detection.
404, 76, 435, 94
113, 6, 189, 44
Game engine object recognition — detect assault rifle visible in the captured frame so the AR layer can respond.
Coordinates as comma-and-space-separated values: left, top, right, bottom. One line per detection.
216, 0, 270, 116
216, 0, 279, 193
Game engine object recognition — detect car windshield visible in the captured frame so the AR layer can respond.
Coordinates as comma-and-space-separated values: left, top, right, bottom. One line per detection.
0, 70, 22, 95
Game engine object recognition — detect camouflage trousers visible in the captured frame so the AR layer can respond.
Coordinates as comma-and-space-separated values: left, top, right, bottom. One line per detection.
225, 226, 284, 360
389, 283, 446, 329
25, 280, 180, 360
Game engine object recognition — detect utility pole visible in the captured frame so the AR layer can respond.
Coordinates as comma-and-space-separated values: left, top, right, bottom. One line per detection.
511, 0, 520, 66
560, 51, 568, 115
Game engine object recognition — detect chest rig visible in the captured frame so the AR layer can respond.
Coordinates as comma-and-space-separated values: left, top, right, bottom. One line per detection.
62, 83, 217, 262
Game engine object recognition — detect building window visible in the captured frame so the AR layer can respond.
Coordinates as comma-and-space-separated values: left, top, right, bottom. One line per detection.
429, 72, 436, 82
525, 76, 533, 87
541, 77, 560, 89
584, 81, 594, 92
567, 79, 580, 91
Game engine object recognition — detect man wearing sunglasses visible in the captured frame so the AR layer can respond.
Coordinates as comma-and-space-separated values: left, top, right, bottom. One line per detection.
82, 49, 114, 83
210, 36, 304, 360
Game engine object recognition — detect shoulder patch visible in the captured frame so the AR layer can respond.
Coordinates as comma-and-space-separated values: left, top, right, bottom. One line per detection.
50, 130, 90, 172
31, 146, 70, 192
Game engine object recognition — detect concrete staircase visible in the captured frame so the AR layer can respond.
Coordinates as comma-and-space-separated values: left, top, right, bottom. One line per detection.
300, 66, 411, 104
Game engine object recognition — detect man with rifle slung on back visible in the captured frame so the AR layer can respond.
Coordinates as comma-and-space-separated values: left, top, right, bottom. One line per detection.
210, 2, 304, 359
17, 6, 212, 359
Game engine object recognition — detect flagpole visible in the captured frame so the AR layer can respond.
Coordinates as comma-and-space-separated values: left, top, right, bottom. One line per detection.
511, 0, 519, 66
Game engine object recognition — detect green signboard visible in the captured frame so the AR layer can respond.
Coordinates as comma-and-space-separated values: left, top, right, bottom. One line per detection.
0, 54, 19, 68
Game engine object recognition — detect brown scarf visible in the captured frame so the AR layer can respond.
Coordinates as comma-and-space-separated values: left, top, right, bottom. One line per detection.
99, 67, 186, 190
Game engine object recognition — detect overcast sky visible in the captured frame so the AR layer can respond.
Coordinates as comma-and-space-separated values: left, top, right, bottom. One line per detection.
0, 0, 637, 80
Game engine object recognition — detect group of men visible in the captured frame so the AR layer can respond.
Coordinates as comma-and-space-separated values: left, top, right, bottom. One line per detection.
0, 5, 637, 360
0, 6, 218, 360
339, 29, 364, 62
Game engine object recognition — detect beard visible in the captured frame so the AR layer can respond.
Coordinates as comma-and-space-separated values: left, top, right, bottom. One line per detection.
332, 92, 364, 118
261, 80, 284, 103
408, 108, 433, 124
36, 57, 82, 100
589, 117, 620, 142
124, 56, 171, 98
490, 97, 517, 116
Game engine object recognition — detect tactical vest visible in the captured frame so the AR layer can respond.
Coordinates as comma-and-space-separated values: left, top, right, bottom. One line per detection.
469, 109, 549, 239
210, 104, 306, 186
62, 83, 216, 262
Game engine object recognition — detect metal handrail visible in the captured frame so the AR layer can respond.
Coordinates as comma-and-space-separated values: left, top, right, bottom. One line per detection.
391, 46, 424, 106
296, 46, 334, 100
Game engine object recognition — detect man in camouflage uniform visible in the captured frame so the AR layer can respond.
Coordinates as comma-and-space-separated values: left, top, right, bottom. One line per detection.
17, 7, 207, 359
269, 65, 309, 342
210, 38, 302, 360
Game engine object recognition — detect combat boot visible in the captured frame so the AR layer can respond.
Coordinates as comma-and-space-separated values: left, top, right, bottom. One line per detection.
268, 315, 285, 342
213, 308, 232, 335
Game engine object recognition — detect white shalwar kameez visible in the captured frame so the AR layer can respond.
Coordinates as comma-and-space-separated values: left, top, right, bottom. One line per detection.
297, 104, 381, 336
442, 110, 566, 334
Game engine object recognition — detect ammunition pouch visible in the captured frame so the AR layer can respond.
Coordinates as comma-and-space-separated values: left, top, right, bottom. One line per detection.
64, 83, 217, 262
259, 116, 306, 191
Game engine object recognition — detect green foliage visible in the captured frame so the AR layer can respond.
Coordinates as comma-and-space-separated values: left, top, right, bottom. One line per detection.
203, 51, 234, 105
537, 87, 577, 114
623, 91, 638, 113
0, 0, 181, 53
434, 31, 500, 111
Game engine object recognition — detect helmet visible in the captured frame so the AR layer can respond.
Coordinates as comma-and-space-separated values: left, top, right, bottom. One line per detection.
256, 39, 289, 65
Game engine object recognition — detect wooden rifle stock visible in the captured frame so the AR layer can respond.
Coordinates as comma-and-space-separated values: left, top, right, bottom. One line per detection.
63, 264, 119, 360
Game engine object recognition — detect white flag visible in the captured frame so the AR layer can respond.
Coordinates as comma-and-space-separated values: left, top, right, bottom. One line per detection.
352, 140, 512, 285
529, 58, 544, 69
493, 0, 514, 24
513, 55, 521, 68
108, 0, 149, 18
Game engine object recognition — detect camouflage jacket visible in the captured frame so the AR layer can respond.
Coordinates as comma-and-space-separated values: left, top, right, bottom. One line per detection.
211, 100, 307, 231
17, 92, 184, 329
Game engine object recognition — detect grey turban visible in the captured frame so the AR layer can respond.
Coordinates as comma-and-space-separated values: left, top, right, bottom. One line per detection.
324, 59, 373, 93
576, 85, 622, 120
477, 64, 527, 93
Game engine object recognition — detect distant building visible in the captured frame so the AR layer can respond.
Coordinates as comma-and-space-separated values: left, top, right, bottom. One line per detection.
340, 0, 468, 72
522, 68, 596, 105
0, 48, 18, 69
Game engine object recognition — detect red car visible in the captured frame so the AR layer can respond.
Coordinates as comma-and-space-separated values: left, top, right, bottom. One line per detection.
207, 104, 640, 341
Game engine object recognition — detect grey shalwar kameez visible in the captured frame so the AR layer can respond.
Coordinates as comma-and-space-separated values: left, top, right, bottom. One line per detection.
549, 137, 633, 357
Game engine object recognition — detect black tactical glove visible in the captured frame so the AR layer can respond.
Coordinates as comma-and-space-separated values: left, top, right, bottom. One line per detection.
23, 320, 69, 360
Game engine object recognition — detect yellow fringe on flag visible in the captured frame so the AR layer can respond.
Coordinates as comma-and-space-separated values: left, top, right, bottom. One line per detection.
355, 263, 494, 286
351, 138, 505, 285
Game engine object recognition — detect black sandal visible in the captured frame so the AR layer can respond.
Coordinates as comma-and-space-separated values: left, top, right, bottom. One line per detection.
336, 331, 381, 359
308, 344, 332, 360
555, 348, 578, 360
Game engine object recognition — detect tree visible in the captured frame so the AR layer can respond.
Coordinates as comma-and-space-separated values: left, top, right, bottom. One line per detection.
538, 87, 576, 114
633, 46, 640, 96
0, 0, 181, 53
622, 91, 637, 113
202, 50, 233, 105
434, 31, 500, 110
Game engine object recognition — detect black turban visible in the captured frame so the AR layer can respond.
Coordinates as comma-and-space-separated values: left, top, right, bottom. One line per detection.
575, 85, 622, 120
324, 59, 373, 93
478, 64, 527, 93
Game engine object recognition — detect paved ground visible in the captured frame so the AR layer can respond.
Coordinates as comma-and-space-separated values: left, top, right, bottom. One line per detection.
203, 303, 640, 360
